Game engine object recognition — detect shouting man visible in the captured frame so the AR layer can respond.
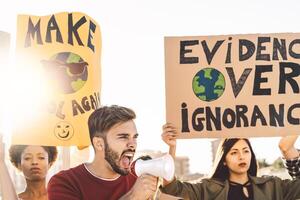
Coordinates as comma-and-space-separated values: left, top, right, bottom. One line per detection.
48, 105, 158, 200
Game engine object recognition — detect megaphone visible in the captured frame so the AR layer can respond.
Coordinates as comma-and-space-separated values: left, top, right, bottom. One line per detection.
130, 154, 175, 181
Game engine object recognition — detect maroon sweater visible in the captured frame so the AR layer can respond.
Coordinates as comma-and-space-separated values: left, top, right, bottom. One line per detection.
48, 164, 137, 200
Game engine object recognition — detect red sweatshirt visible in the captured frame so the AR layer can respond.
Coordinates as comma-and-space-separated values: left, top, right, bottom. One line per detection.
48, 164, 137, 200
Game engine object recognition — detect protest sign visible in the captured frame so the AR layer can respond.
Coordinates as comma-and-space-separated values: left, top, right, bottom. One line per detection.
12, 12, 101, 146
165, 33, 300, 138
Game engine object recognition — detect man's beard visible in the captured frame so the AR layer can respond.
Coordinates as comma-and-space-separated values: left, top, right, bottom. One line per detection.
104, 139, 129, 176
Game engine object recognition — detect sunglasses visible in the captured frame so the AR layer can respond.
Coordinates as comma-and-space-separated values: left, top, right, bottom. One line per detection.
41, 60, 88, 75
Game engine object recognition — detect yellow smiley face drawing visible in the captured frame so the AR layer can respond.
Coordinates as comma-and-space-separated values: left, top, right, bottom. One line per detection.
54, 121, 74, 141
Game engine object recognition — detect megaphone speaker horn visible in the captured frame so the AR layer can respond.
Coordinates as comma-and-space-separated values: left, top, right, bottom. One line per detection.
131, 154, 175, 181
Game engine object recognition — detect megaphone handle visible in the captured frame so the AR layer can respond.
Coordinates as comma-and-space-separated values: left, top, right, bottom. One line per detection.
151, 177, 163, 200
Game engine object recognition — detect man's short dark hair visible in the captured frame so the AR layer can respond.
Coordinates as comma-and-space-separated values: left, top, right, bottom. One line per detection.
88, 105, 136, 145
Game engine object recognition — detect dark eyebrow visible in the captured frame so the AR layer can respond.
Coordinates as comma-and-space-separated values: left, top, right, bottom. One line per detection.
231, 147, 249, 151
117, 133, 130, 137
116, 133, 139, 138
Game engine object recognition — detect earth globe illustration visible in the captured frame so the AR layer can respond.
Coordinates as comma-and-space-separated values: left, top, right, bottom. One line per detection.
41, 52, 88, 94
192, 68, 225, 102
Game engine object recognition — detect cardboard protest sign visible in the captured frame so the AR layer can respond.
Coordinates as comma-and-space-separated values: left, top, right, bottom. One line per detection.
12, 12, 101, 146
165, 33, 300, 138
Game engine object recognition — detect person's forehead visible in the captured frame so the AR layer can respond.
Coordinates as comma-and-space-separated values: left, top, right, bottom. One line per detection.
108, 120, 137, 135
22, 145, 47, 155
231, 140, 249, 149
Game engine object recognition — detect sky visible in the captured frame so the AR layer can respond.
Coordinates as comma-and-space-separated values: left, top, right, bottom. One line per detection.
0, 0, 300, 174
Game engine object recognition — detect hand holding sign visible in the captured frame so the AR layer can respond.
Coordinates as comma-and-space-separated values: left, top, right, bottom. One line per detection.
161, 123, 179, 148
279, 135, 299, 159
161, 123, 178, 169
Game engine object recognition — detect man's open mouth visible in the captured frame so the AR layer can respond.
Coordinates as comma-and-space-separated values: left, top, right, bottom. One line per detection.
120, 151, 135, 169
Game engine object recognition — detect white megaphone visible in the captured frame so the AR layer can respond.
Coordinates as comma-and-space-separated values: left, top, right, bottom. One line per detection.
130, 154, 175, 181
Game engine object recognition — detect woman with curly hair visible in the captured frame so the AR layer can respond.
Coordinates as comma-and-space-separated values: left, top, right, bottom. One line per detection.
0, 134, 58, 200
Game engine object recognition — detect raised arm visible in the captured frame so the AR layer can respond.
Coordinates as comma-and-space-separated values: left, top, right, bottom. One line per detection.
161, 123, 179, 160
161, 123, 179, 186
279, 135, 299, 159
279, 135, 300, 179
160, 124, 207, 199
0, 134, 18, 200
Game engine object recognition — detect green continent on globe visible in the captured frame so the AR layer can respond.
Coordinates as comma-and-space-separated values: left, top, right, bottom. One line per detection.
214, 73, 225, 97
204, 68, 213, 79
71, 78, 86, 91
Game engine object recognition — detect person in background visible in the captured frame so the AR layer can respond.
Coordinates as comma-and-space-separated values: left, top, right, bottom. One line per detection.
161, 123, 300, 200
0, 134, 58, 200
47, 105, 158, 200
9, 145, 58, 200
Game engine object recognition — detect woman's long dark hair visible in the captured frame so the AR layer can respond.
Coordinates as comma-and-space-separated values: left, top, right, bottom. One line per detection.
210, 138, 257, 181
